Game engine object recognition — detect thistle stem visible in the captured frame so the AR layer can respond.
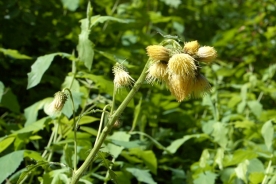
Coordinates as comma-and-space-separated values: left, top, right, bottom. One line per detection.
70, 59, 150, 184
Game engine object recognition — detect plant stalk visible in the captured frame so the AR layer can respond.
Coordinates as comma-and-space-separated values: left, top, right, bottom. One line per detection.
70, 59, 150, 184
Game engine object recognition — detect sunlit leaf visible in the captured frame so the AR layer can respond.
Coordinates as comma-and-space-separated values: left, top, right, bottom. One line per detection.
261, 120, 274, 151
235, 160, 249, 183
61, 0, 79, 11
0, 48, 32, 59
247, 100, 263, 117
141, 150, 157, 174
0, 136, 15, 153
126, 168, 157, 184
194, 171, 217, 184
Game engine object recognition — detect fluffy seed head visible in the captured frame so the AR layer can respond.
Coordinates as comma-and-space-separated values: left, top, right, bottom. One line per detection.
183, 40, 200, 55
197, 46, 217, 64
168, 53, 197, 78
191, 74, 211, 98
146, 45, 170, 62
167, 74, 194, 102
146, 61, 168, 84
45, 91, 68, 116
113, 63, 134, 89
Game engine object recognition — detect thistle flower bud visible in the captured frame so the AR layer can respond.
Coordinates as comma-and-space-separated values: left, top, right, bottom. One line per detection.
113, 63, 134, 89
167, 53, 197, 78
167, 74, 194, 102
146, 61, 168, 84
113, 119, 123, 128
183, 40, 200, 55
197, 46, 217, 64
45, 91, 68, 116
146, 45, 170, 62
191, 74, 211, 98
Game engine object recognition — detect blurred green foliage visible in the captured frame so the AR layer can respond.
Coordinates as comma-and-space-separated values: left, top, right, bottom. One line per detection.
0, 0, 276, 183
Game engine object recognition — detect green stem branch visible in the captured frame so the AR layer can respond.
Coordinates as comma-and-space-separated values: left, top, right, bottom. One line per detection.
70, 59, 150, 184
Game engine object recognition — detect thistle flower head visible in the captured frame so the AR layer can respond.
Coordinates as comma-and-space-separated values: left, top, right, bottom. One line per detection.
167, 74, 194, 102
167, 53, 197, 78
197, 46, 217, 64
113, 63, 134, 89
183, 40, 200, 55
146, 45, 170, 62
146, 61, 168, 84
191, 74, 211, 98
45, 91, 68, 116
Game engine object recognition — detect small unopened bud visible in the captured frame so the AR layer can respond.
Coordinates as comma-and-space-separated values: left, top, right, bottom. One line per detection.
113, 63, 134, 90
146, 61, 168, 84
113, 119, 123, 128
167, 53, 197, 78
197, 46, 217, 64
45, 91, 68, 116
146, 45, 170, 62
183, 40, 200, 55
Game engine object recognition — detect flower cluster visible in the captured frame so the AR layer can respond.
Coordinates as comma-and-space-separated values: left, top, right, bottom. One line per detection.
146, 40, 217, 102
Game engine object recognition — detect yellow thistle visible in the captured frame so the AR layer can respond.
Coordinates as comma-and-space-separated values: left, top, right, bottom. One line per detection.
197, 46, 217, 64
113, 63, 134, 89
167, 53, 197, 78
183, 40, 200, 55
167, 74, 194, 102
146, 61, 168, 84
191, 74, 211, 98
146, 45, 170, 62
45, 91, 68, 116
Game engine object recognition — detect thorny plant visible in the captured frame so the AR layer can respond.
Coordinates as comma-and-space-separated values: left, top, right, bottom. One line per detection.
17, 38, 217, 183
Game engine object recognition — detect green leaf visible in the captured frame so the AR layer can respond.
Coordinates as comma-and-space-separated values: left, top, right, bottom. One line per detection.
261, 120, 274, 151
27, 53, 70, 89
1, 88, 20, 113
13, 117, 49, 135
211, 122, 228, 149
75, 116, 99, 125
62, 91, 82, 118
160, 0, 181, 8
202, 94, 217, 120
141, 150, 157, 175
24, 150, 44, 161
126, 168, 157, 184
61, 0, 79, 11
224, 150, 258, 167
90, 15, 131, 28
214, 148, 224, 170
166, 134, 209, 154
77, 18, 94, 70
61, 76, 80, 92
194, 171, 217, 184
199, 149, 210, 168
235, 160, 249, 183
247, 100, 263, 117
0, 81, 4, 103
0, 150, 24, 184
79, 126, 98, 136
0, 48, 32, 59
0, 136, 15, 153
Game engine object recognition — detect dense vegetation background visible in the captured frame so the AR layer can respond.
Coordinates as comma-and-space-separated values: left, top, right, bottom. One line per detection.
0, 0, 276, 183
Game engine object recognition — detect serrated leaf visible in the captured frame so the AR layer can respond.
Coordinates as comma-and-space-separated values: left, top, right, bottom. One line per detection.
0, 136, 15, 153
193, 171, 217, 184
247, 100, 263, 117
126, 168, 157, 184
261, 120, 274, 151
0, 48, 32, 59
0, 150, 24, 184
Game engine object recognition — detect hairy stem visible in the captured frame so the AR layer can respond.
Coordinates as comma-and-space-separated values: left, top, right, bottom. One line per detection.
70, 59, 150, 184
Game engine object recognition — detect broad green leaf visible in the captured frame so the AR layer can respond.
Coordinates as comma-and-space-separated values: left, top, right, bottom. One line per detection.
247, 159, 265, 173
0, 150, 24, 184
212, 122, 228, 149
224, 150, 258, 167
141, 150, 157, 174
61, 0, 79, 11
126, 168, 157, 184
27, 53, 70, 89
24, 98, 51, 126
0, 136, 15, 153
103, 143, 124, 159
160, 0, 181, 8
62, 91, 83, 118
261, 120, 274, 151
111, 140, 141, 148
109, 131, 130, 142
1, 88, 20, 113
77, 18, 94, 70
61, 144, 74, 168
247, 100, 263, 117
194, 171, 217, 184
202, 94, 217, 120
166, 134, 209, 154
235, 160, 249, 183
199, 149, 210, 168
0, 48, 32, 59
237, 100, 246, 114
0, 81, 4, 102
249, 172, 264, 184
61, 76, 80, 92
114, 171, 131, 184
13, 117, 49, 135
24, 150, 44, 161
